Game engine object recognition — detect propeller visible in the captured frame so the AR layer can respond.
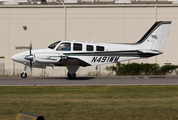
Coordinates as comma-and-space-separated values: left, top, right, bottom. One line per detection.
29, 42, 32, 74
24, 42, 33, 75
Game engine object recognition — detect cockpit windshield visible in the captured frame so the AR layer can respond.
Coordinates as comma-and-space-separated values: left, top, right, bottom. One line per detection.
48, 41, 61, 49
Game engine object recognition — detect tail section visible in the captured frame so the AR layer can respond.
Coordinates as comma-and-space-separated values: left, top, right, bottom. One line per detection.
136, 21, 171, 52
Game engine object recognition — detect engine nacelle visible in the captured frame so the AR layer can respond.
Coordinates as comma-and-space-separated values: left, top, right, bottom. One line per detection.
34, 53, 62, 63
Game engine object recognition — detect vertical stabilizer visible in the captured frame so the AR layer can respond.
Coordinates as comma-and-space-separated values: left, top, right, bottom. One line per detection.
136, 21, 171, 52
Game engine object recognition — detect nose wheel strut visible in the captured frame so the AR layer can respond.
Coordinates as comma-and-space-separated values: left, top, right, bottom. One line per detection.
21, 65, 27, 78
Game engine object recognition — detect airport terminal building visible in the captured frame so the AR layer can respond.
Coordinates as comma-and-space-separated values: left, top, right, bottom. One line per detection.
0, 0, 178, 76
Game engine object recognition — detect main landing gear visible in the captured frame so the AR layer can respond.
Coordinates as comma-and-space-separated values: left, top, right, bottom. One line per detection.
67, 64, 79, 79
67, 72, 76, 79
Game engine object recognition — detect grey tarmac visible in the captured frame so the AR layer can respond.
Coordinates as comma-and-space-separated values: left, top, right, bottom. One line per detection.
0, 76, 178, 86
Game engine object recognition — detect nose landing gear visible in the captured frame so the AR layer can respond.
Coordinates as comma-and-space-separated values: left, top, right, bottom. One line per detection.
21, 72, 27, 78
21, 65, 28, 78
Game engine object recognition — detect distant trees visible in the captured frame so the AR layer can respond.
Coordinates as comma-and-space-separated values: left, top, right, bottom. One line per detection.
106, 63, 178, 76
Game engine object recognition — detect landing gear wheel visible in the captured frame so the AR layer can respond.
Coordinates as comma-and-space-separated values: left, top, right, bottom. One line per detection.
67, 72, 76, 79
21, 73, 27, 78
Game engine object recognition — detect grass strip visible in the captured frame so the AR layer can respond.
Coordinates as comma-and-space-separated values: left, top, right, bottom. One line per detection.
0, 85, 178, 120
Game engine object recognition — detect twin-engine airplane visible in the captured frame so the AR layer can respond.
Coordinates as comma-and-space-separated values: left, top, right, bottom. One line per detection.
11, 21, 171, 79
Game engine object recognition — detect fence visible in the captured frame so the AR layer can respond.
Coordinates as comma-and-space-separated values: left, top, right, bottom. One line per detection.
0, 63, 5, 75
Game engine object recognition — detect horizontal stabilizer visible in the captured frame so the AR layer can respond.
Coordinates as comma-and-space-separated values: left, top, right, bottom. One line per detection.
138, 49, 162, 54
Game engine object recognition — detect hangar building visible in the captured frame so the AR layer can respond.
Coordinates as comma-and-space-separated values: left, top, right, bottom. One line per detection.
0, 0, 178, 76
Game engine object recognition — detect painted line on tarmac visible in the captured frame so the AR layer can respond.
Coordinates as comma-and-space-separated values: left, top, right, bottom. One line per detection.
1, 84, 178, 86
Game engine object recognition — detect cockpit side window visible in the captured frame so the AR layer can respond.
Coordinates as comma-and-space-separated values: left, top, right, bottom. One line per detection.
57, 43, 71, 51
48, 41, 61, 49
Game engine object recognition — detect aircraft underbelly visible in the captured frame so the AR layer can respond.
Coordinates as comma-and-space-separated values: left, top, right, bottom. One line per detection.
67, 59, 79, 65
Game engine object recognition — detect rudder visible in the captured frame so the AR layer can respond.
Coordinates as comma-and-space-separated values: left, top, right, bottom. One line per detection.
151, 22, 171, 51
136, 21, 171, 52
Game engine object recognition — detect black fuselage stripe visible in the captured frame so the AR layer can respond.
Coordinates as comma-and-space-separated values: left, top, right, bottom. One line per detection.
64, 51, 157, 57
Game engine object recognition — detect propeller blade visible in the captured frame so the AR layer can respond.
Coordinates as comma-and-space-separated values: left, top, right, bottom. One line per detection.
29, 42, 32, 75
30, 60, 32, 74
30, 42, 32, 56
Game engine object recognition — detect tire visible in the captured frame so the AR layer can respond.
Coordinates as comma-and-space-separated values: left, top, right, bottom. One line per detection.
67, 72, 76, 79
21, 73, 27, 78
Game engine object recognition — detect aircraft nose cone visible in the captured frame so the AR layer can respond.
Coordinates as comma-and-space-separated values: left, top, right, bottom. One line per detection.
11, 54, 19, 62
11, 51, 30, 63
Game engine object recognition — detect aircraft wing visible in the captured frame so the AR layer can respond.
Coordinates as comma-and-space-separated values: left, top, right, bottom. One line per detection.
59, 56, 91, 66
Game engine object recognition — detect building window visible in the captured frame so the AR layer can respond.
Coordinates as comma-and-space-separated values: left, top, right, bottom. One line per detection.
73, 43, 82, 51
87, 45, 93, 51
96, 46, 104, 51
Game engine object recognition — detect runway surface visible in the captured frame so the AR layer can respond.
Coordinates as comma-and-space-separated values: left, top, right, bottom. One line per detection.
0, 76, 178, 86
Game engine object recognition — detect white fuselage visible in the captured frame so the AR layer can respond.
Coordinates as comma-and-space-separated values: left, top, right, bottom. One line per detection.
11, 40, 159, 68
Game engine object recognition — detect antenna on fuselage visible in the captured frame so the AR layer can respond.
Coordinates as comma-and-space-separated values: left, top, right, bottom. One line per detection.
91, 35, 98, 43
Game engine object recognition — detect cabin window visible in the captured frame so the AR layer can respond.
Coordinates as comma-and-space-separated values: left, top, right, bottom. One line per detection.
57, 43, 71, 51
96, 46, 104, 51
73, 43, 82, 51
48, 41, 61, 49
87, 45, 93, 51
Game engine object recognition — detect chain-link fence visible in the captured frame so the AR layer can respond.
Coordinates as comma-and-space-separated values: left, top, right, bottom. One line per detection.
0, 63, 5, 76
